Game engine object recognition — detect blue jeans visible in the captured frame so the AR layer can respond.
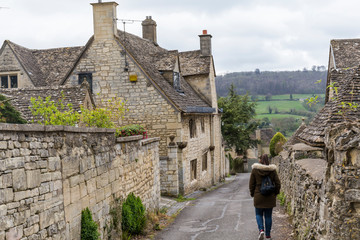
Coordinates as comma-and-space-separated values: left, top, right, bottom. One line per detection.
255, 208, 273, 237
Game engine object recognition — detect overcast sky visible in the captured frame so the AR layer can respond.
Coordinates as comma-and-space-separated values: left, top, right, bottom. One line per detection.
1, 0, 360, 74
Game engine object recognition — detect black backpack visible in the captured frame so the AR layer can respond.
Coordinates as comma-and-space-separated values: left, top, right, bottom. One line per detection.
260, 175, 275, 195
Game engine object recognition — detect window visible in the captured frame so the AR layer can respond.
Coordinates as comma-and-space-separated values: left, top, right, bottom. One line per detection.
202, 153, 208, 171
189, 118, 196, 138
1, 76, 8, 88
190, 159, 197, 180
0, 75, 17, 88
10, 76, 18, 88
173, 72, 183, 93
201, 118, 205, 133
78, 73, 93, 92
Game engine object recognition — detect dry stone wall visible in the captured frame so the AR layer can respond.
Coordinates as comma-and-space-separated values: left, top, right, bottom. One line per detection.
273, 123, 360, 240
0, 123, 160, 240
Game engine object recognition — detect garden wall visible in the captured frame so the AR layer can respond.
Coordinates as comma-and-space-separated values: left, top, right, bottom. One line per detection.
273, 123, 360, 240
0, 123, 160, 240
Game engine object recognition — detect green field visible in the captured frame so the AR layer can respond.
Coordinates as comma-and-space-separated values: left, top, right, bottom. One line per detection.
255, 94, 325, 101
256, 100, 307, 114
255, 114, 305, 121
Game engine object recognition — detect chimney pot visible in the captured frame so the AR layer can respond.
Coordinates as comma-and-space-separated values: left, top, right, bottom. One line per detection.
199, 30, 212, 56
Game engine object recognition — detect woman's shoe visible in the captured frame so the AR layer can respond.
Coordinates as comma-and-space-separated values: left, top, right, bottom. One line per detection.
258, 230, 265, 240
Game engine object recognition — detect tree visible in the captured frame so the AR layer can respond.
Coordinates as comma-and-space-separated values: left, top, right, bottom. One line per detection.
265, 93, 272, 101
218, 84, 259, 156
0, 94, 26, 124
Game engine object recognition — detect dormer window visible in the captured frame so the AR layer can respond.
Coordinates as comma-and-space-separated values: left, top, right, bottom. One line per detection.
1, 75, 18, 88
173, 72, 183, 93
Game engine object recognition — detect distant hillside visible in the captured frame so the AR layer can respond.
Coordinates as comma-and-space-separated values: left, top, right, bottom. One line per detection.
215, 70, 327, 97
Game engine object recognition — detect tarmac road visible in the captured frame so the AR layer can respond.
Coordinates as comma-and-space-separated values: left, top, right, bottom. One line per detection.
155, 173, 260, 240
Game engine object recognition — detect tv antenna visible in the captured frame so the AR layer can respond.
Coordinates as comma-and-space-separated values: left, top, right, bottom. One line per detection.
116, 18, 142, 72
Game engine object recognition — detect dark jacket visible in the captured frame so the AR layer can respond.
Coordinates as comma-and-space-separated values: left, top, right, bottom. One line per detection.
249, 163, 281, 208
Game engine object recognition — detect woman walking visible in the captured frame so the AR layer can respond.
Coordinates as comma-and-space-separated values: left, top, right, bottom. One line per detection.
249, 154, 281, 240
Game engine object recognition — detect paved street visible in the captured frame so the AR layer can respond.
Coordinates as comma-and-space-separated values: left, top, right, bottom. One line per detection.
156, 173, 260, 240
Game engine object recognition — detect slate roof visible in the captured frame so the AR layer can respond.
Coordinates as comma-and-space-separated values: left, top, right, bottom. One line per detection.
330, 39, 360, 69
6, 41, 84, 86
116, 30, 213, 113
0, 84, 92, 123
297, 68, 360, 146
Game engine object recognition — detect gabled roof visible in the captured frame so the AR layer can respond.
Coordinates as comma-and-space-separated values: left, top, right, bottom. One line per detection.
179, 50, 211, 77
330, 39, 360, 69
115, 30, 214, 113
297, 68, 360, 146
5, 41, 84, 86
0, 83, 93, 123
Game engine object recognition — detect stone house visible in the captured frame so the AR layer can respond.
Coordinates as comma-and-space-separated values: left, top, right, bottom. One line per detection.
274, 38, 360, 239
0, 1, 227, 196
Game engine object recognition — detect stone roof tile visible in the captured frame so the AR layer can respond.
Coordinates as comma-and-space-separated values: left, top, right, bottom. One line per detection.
116, 30, 212, 113
297, 68, 360, 146
7, 41, 84, 86
0, 84, 91, 123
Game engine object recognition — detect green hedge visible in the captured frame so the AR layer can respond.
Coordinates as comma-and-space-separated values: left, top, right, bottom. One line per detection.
81, 208, 100, 240
121, 193, 146, 235
269, 132, 287, 157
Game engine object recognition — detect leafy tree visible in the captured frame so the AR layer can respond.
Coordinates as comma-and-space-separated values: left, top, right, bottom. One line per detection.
218, 84, 259, 156
0, 94, 26, 124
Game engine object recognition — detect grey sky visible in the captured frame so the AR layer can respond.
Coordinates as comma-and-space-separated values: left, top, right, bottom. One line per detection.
1, 0, 359, 74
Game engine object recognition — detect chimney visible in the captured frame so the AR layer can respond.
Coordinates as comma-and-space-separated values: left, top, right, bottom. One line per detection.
199, 29, 212, 56
142, 16, 157, 43
91, 1, 118, 40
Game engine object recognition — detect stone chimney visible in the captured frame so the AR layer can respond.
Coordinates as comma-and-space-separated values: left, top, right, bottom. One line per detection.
91, 1, 118, 40
142, 16, 157, 43
199, 30, 212, 56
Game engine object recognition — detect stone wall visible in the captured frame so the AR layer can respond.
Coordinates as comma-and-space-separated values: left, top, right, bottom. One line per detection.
0, 123, 160, 240
273, 123, 360, 240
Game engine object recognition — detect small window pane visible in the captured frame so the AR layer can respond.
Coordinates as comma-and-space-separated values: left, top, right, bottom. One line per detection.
78, 73, 93, 93
1, 76, 8, 88
191, 159, 197, 180
10, 76, 17, 88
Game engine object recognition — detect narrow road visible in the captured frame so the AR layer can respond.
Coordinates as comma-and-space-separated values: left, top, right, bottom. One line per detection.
156, 173, 260, 240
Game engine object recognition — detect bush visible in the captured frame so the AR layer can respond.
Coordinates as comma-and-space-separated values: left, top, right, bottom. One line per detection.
269, 132, 287, 157
121, 193, 146, 235
116, 124, 147, 139
0, 94, 26, 124
233, 157, 244, 173
81, 208, 100, 240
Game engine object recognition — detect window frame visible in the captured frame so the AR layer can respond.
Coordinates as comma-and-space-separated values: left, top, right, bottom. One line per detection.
189, 118, 197, 138
190, 159, 197, 181
78, 73, 93, 93
202, 152, 208, 171
0, 74, 18, 89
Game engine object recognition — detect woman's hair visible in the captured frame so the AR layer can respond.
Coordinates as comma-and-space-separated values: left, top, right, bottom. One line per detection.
260, 154, 269, 165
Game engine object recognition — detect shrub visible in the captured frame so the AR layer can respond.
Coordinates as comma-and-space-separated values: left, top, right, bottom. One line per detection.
81, 208, 100, 240
116, 124, 147, 139
0, 94, 26, 124
233, 157, 244, 173
269, 132, 287, 157
121, 193, 146, 235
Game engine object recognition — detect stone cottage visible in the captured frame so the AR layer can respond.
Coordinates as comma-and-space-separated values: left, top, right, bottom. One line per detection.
274, 38, 360, 239
0, 1, 227, 196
